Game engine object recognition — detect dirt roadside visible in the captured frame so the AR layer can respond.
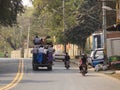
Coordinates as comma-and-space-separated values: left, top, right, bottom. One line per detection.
108, 72, 120, 80
71, 59, 120, 80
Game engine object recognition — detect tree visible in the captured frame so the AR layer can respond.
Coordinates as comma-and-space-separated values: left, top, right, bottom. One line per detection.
64, 0, 102, 52
32, 0, 116, 53
0, 0, 24, 26
32, 0, 81, 44
0, 7, 33, 51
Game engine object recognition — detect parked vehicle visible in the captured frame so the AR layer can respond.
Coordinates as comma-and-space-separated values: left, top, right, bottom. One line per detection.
87, 48, 104, 67
53, 50, 66, 61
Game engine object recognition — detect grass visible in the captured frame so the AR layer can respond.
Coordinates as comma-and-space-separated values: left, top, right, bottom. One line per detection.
0, 52, 4, 57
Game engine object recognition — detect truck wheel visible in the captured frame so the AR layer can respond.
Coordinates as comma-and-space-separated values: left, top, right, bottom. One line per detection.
47, 66, 52, 71
33, 64, 38, 71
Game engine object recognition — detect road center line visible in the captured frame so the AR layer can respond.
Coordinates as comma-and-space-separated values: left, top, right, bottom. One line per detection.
0, 59, 24, 90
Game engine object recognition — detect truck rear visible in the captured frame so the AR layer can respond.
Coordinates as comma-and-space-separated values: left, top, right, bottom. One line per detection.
32, 52, 53, 71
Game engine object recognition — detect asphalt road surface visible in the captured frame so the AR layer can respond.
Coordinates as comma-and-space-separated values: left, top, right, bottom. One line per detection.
0, 58, 120, 90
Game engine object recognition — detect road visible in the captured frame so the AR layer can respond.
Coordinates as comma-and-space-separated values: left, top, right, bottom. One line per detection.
0, 58, 120, 90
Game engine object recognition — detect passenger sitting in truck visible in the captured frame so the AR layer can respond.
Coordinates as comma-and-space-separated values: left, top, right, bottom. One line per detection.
37, 45, 45, 63
44, 45, 48, 54
31, 46, 38, 60
40, 38, 44, 45
38, 45, 44, 53
33, 35, 41, 45
48, 45, 54, 53
47, 45, 54, 62
44, 36, 52, 45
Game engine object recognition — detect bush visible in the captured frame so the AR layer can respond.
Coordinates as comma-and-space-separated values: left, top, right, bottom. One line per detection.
0, 52, 4, 57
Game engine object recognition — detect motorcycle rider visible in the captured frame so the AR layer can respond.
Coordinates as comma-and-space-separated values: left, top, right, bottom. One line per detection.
64, 52, 70, 67
79, 54, 88, 72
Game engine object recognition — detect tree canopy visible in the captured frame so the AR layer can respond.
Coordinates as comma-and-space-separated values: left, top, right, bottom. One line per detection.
32, 0, 116, 50
0, 0, 24, 26
65, 0, 102, 47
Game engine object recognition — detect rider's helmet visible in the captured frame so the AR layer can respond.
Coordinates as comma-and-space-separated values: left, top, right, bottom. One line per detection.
81, 53, 87, 58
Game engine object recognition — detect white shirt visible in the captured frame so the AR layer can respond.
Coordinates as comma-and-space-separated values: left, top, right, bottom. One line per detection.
48, 47, 54, 53
38, 47, 44, 53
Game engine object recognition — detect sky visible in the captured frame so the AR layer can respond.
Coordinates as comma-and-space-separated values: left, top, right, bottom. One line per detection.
22, 0, 33, 7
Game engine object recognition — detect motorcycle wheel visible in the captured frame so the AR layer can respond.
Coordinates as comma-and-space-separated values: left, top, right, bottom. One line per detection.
65, 65, 70, 69
82, 71, 85, 76
81, 67, 86, 76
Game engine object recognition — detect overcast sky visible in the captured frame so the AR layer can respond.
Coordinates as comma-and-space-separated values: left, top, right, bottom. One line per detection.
22, 0, 33, 7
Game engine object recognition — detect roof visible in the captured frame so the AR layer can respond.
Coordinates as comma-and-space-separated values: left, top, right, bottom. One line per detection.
107, 23, 120, 31
95, 48, 104, 51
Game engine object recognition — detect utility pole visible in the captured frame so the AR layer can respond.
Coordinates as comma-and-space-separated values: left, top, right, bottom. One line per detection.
63, 0, 66, 53
63, 0, 65, 32
98, 0, 116, 64
102, 0, 108, 64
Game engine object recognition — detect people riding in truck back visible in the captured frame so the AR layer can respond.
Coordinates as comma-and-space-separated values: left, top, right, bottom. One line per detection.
38, 45, 44, 54
47, 45, 54, 62
44, 36, 52, 45
40, 38, 44, 45
44, 45, 48, 54
33, 35, 41, 45
48, 45, 54, 53
32, 36, 53, 71
31, 46, 38, 61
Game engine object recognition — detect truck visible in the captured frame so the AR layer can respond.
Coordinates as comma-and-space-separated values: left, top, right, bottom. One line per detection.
32, 36, 53, 71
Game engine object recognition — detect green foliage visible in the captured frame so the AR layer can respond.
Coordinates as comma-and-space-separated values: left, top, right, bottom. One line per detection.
32, 0, 116, 50
0, 52, 4, 57
65, 0, 102, 49
0, 7, 33, 50
0, 0, 24, 26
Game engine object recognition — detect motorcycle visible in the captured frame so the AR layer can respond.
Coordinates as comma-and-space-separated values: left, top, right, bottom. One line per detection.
79, 64, 87, 76
65, 61, 70, 69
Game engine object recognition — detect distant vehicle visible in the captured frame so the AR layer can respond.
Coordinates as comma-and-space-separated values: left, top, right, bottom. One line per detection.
53, 50, 66, 61
87, 48, 104, 67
